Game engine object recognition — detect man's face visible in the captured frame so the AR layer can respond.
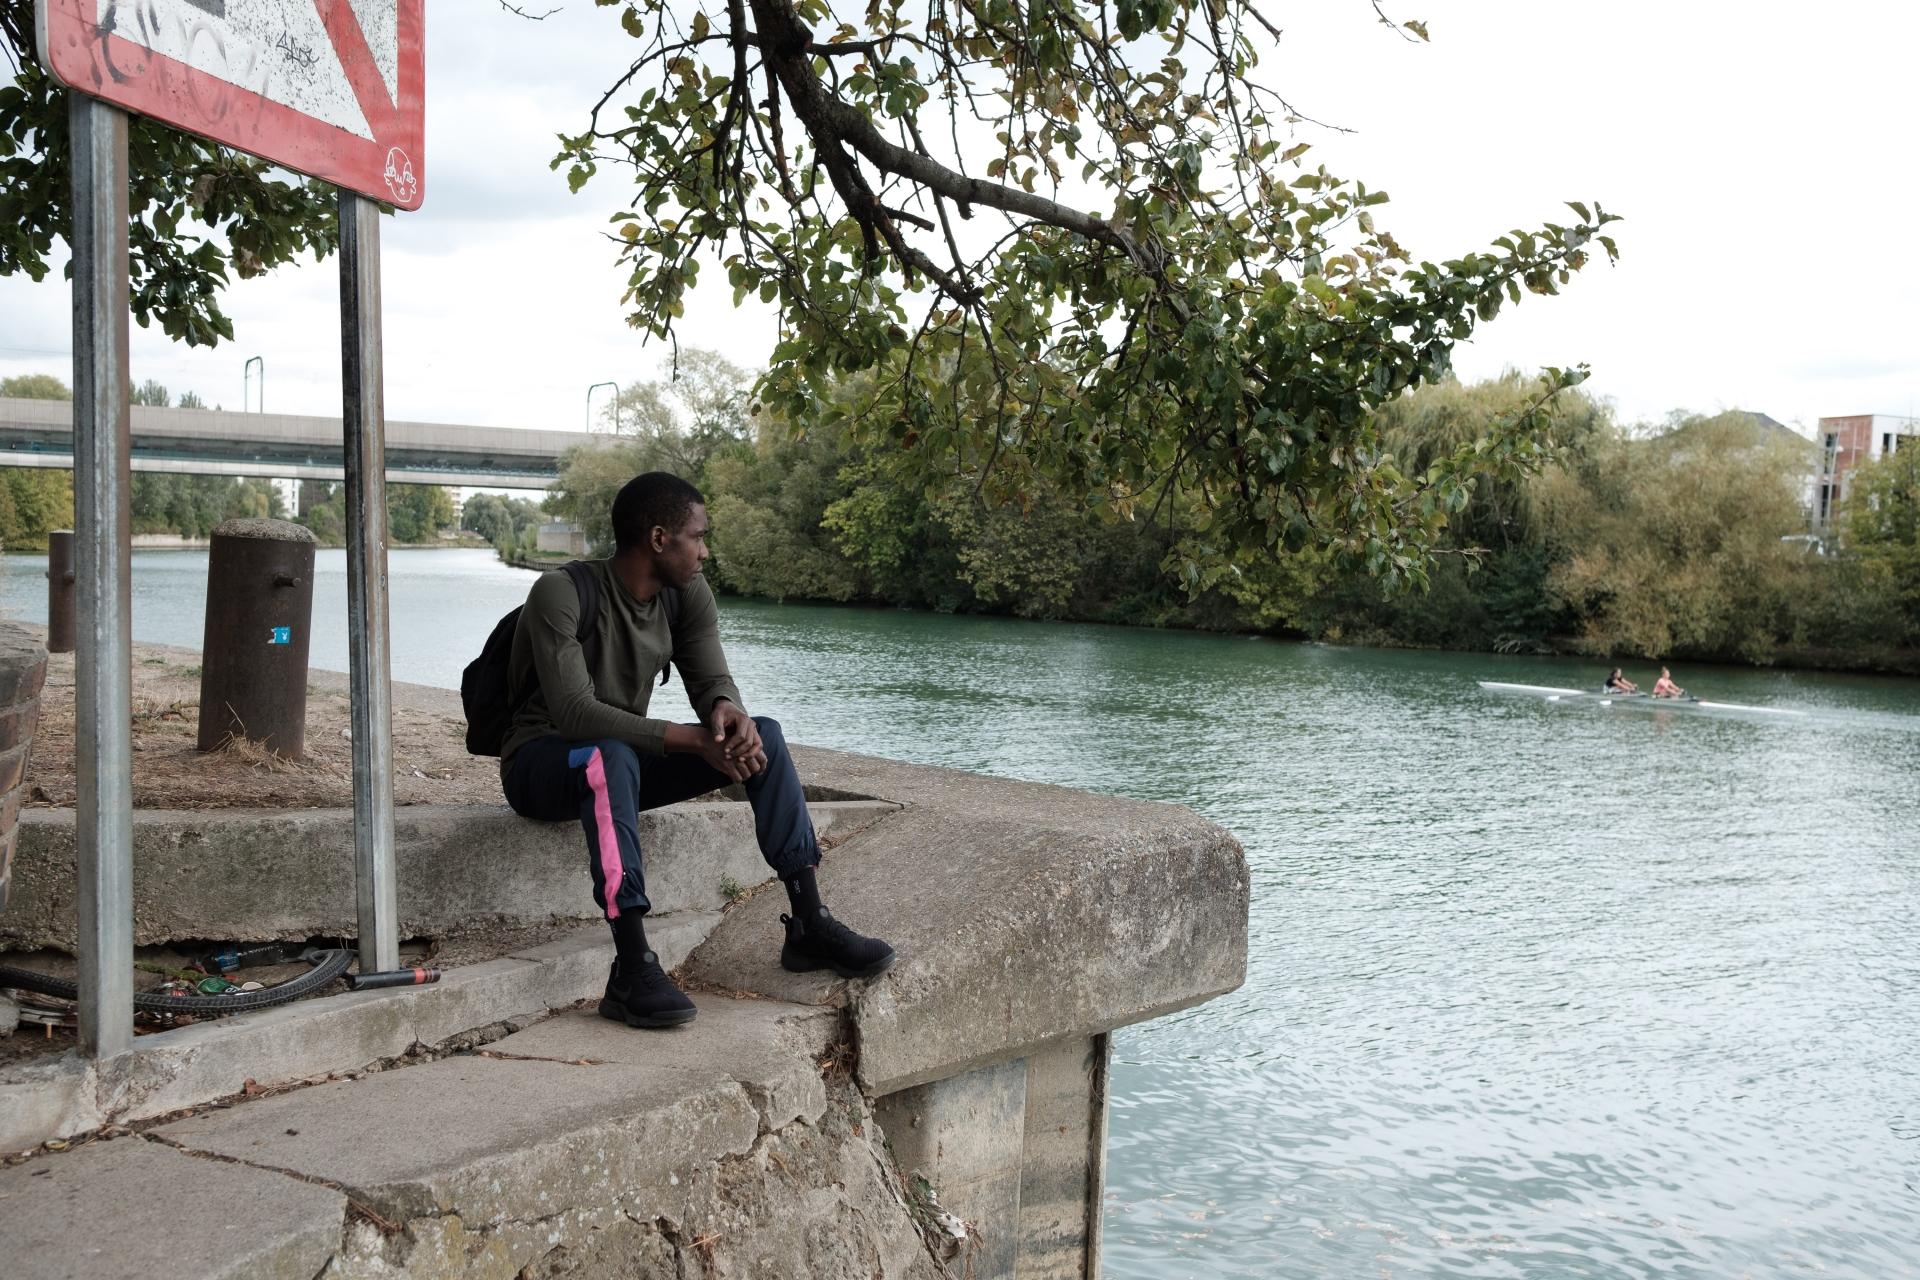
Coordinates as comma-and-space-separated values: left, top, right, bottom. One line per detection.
652, 502, 711, 587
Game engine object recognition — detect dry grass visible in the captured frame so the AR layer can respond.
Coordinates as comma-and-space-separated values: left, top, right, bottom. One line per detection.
25, 645, 505, 810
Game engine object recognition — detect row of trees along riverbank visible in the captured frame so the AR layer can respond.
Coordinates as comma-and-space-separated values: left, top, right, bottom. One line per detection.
546, 356, 1920, 675
0, 375, 465, 549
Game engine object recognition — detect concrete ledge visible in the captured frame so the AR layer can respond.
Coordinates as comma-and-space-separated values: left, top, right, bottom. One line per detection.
117, 1003, 945, 1280
156, 1002, 837, 1224
0, 741, 1247, 1279
695, 746, 1249, 1095
0, 917, 717, 1152
0, 799, 897, 949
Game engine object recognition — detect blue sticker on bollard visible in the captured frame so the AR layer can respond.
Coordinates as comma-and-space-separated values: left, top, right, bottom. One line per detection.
270, 627, 292, 645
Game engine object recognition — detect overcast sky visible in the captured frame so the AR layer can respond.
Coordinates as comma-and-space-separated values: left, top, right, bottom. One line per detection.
2, 2, 1914, 435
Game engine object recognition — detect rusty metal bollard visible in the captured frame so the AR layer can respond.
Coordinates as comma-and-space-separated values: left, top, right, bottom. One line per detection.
45, 530, 77, 654
197, 518, 317, 759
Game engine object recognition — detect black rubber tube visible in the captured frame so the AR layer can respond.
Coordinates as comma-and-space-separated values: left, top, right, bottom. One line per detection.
0, 948, 354, 1016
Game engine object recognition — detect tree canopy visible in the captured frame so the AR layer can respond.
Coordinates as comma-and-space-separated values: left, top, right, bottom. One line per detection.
460, 492, 546, 547
0, 0, 339, 346
6, 0, 1621, 582
1533, 414, 1816, 663
1841, 445, 1920, 642
559, 0, 1620, 585
1, 371, 69, 399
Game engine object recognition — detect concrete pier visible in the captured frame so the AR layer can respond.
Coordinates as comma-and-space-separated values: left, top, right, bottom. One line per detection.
0, 709, 1248, 1277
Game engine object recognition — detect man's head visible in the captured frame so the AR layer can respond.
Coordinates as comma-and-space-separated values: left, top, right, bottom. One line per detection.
612, 471, 708, 587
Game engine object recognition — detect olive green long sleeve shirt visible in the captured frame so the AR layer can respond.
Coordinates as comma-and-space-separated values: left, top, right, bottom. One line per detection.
500, 560, 743, 767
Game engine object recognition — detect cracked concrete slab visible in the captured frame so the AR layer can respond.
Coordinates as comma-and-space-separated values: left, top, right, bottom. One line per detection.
0, 1135, 343, 1280
0, 913, 735, 1153
137, 998, 950, 1279
484, 1001, 841, 1135
149, 998, 831, 1228
307, 1074, 947, 1280
695, 746, 1249, 1095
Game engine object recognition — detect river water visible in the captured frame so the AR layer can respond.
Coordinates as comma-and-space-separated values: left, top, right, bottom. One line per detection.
6, 548, 1919, 1278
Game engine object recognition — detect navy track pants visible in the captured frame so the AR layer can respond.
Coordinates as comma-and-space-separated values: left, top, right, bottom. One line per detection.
502, 716, 818, 918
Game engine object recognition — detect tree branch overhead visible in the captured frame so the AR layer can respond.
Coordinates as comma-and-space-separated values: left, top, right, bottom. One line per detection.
559, 0, 1620, 587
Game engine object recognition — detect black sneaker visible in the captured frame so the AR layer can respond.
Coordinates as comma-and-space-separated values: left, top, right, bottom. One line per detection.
780, 909, 897, 979
597, 953, 696, 1028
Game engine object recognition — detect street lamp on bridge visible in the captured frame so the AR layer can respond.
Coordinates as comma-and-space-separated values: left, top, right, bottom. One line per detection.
587, 380, 619, 434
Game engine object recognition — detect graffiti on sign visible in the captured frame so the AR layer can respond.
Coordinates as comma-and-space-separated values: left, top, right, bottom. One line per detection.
36, 0, 425, 207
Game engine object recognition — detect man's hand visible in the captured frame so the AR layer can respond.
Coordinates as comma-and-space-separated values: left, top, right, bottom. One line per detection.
708, 700, 766, 778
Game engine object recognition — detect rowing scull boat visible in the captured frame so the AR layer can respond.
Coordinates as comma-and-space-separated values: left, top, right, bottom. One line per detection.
1475, 681, 1805, 717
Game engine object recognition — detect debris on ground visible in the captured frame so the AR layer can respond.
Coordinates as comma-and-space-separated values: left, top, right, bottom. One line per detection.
25, 642, 504, 810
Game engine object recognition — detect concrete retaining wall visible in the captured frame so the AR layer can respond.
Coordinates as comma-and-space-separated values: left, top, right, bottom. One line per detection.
0, 743, 1248, 1279
0, 799, 897, 950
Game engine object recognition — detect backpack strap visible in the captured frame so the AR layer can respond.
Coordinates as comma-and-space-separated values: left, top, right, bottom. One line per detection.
558, 561, 602, 670
656, 585, 680, 686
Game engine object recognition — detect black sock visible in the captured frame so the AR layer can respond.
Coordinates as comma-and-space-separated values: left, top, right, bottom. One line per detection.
785, 866, 824, 918
609, 911, 651, 969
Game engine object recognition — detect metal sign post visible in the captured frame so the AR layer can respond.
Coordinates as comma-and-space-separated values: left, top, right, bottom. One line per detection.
339, 192, 399, 974
37, 0, 426, 1034
68, 93, 134, 1060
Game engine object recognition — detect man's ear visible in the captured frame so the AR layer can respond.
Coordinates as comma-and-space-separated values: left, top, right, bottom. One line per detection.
649, 524, 668, 552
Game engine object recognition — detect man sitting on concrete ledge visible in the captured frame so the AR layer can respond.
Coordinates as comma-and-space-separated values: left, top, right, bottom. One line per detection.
498, 472, 896, 1028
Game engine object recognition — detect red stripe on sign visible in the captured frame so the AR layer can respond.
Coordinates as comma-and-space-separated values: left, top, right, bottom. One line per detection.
313, 0, 401, 142
38, 0, 425, 208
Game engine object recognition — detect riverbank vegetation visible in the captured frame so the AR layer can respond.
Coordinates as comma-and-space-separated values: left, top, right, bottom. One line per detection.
11, 0, 1622, 593
459, 493, 547, 561
555, 0, 1619, 591
550, 356, 1918, 674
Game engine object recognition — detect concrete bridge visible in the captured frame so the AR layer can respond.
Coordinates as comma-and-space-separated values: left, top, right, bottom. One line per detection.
0, 396, 597, 490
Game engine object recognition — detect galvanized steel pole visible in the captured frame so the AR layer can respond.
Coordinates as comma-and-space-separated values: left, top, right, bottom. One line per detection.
69, 95, 134, 1059
338, 191, 399, 973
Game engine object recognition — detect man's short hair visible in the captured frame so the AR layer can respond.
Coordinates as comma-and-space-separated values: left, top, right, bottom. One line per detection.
612, 472, 705, 551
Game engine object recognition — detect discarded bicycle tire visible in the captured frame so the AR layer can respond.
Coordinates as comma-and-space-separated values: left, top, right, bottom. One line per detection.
0, 948, 354, 1016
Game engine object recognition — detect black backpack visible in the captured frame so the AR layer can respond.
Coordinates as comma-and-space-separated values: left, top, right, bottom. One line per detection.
461, 561, 678, 756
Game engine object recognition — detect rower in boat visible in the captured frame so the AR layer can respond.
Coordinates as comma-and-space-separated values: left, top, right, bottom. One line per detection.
1604, 667, 1638, 694
1474, 679, 1803, 718
1652, 666, 1687, 699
